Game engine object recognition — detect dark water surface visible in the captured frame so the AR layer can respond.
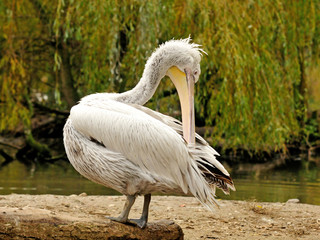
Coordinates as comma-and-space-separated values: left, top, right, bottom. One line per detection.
0, 158, 319, 205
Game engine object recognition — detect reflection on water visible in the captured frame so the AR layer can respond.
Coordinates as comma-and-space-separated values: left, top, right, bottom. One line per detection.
0, 158, 319, 205
219, 159, 320, 205
0, 161, 119, 196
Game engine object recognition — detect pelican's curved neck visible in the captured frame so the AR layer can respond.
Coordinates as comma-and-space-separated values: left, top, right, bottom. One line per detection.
115, 49, 168, 105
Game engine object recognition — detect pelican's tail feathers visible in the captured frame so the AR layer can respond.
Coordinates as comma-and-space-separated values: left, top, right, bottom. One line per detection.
189, 144, 236, 196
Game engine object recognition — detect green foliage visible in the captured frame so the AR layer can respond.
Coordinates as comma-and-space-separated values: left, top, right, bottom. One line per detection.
192, 0, 318, 152
0, 0, 319, 153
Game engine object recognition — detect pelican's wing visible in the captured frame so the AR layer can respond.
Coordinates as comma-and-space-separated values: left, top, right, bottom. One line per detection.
69, 98, 218, 209
131, 103, 235, 194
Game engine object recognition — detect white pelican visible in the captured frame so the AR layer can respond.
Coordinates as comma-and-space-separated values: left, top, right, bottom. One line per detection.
63, 38, 235, 228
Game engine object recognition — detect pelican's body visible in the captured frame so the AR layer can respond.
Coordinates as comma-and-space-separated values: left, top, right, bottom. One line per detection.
63, 39, 235, 228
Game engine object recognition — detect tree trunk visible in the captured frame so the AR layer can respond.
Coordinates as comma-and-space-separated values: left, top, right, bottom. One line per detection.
58, 41, 79, 109
296, 46, 307, 128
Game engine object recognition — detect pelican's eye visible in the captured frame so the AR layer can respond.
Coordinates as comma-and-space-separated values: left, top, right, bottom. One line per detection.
194, 70, 198, 75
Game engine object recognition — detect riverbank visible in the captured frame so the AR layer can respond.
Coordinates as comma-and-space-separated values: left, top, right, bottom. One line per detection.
1, 194, 319, 239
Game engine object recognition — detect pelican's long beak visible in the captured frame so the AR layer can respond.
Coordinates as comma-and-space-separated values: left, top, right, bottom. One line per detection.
167, 66, 195, 144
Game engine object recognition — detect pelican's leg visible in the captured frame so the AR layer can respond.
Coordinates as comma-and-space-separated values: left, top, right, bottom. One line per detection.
129, 194, 151, 228
108, 195, 136, 223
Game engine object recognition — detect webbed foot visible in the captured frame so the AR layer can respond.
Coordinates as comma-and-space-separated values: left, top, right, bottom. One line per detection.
107, 216, 147, 228
107, 216, 127, 224
128, 218, 147, 228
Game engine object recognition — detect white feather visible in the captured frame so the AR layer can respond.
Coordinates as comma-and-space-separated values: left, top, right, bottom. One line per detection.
68, 98, 218, 207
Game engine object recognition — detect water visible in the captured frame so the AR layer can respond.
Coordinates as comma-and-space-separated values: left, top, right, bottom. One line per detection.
0, 158, 319, 205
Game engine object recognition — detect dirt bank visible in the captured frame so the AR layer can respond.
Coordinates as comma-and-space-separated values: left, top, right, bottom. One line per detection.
0, 194, 319, 239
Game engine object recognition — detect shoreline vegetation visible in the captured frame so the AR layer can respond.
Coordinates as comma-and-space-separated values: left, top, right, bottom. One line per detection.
0, 109, 319, 168
0, 107, 320, 170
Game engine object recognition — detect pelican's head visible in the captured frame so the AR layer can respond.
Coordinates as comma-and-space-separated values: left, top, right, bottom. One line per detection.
162, 38, 205, 144
162, 38, 203, 82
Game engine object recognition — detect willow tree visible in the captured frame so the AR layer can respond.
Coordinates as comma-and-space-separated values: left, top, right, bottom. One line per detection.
0, 0, 319, 155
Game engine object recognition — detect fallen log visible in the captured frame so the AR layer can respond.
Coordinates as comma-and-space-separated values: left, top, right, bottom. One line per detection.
0, 206, 183, 240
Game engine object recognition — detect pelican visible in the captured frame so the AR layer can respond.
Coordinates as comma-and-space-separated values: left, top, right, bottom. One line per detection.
63, 38, 235, 228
